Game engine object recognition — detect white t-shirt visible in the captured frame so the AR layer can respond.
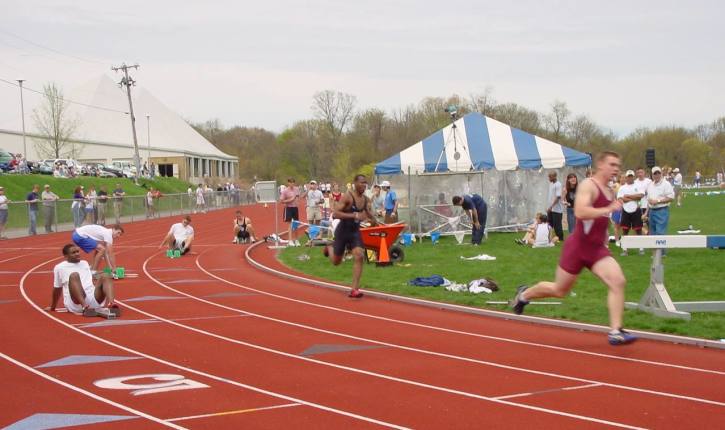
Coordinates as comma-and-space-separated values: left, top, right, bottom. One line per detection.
534, 223, 552, 246
195, 187, 204, 204
53, 260, 95, 312
634, 177, 652, 209
673, 173, 683, 186
548, 181, 563, 213
169, 222, 194, 243
647, 179, 675, 209
617, 183, 642, 213
306, 189, 323, 208
0, 195, 8, 210
75, 224, 113, 244
147, 191, 154, 205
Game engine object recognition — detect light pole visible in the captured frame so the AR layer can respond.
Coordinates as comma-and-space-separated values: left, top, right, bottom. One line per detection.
146, 114, 151, 161
17, 79, 27, 162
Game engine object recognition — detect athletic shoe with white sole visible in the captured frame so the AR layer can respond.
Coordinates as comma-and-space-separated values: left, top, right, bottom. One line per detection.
608, 329, 637, 346
511, 285, 530, 315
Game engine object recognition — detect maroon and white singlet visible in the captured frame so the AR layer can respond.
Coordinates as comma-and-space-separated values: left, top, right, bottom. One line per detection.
559, 180, 613, 274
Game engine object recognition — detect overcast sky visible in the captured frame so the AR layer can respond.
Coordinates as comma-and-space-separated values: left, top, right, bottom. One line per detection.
1, 0, 723, 136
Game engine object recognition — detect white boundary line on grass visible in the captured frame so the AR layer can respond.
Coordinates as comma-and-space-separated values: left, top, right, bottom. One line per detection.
18, 258, 410, 430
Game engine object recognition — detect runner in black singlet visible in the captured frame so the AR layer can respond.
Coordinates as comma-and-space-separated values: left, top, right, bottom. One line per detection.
323, 174, 377, 298
233, 210, 256, 243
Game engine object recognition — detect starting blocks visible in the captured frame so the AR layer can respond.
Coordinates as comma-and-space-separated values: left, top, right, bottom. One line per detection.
166, 249, 182, 258
102, 267, 125, 279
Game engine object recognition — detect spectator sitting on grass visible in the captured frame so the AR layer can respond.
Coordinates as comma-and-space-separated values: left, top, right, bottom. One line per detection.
516, 213, 559, 247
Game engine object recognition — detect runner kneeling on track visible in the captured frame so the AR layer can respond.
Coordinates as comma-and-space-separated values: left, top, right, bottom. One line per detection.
323, 174, 377, 298
48, 244, 116, 315
233, 210, 256, 243
160, 215, 195, 255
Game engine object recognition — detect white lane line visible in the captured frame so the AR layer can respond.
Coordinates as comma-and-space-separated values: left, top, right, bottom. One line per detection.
137, 258, 649, 428
19, 259, 410, 430
0, 351, 187, 430
166, 256, 725, 407
210, 249, 725, 377
493, 383, 603, 400
167, 403, 301, 422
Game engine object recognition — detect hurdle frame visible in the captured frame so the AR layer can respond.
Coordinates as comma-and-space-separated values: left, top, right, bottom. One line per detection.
620, 235, 725, 320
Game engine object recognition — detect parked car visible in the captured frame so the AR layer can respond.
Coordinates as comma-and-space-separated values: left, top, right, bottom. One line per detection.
0, 149, 14, 172
85, 162, 125, 178
32, 161, 54, 175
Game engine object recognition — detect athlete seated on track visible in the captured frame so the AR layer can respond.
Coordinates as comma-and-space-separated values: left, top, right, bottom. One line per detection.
48, 244, 115, 315
71, 223, 124, 275
232, 210, 256, 243
159, 215, 195, 255
323, 174, 377, 298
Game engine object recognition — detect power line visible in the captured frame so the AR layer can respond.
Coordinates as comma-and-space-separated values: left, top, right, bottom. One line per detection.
0, 29, 107, 65
0, 77, 129, 115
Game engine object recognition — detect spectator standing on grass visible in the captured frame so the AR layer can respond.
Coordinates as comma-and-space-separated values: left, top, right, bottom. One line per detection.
694, 171, 702, 188
97, 186, 109, 225
634, 167, 652, 235
26, 184, 40, 235
647, 166, 674, 237
0, 186, 11, 239
71, 186, 85, 228
187, 186, 193, 209
617, 170, 645, 256
146, 187, 156, 218
371, 184, 385, 221
41, 184, 60, 233
547, 172, 564, 241
381, 180, 398, 224
279, 177, 301, 247
302, 180, 324, 226
563, 173, 578, 233
672, 168, 683, 206
112, 184, 125, 224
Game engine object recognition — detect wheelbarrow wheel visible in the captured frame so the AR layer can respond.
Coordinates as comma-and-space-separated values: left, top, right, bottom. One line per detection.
389, 245, 404, 263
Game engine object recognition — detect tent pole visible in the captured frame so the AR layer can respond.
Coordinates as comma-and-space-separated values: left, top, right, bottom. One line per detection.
408, 166, 412, 231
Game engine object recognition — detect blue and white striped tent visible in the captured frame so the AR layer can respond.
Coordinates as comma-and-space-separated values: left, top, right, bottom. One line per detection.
375, 112, 591, 174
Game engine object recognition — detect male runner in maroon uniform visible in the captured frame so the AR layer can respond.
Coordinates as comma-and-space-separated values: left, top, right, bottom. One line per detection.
511, 151, 637, 345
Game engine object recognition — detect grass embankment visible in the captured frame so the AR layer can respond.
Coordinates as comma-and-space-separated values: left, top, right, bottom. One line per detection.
0, 175, 191, 200
280, 193, 725, 340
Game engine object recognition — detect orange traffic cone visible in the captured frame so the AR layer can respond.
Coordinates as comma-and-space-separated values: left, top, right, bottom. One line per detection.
376, 236, 392, 267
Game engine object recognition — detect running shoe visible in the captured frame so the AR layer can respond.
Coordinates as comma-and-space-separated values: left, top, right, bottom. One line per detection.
511, 285, 530, 315
348, 289, 364, 298
608, 329, 637, 345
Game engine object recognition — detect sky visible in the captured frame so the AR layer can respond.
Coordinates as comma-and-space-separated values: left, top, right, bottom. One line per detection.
0, 0, 723, 137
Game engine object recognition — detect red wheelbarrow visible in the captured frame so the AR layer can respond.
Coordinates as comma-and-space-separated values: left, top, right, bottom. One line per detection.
359, 223, 406, 266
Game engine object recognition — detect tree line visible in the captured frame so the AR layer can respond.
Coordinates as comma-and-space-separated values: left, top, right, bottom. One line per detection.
187, 89, 722, 183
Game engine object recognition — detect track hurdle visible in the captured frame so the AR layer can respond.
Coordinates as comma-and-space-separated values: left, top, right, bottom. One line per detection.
620, 235, 725, 320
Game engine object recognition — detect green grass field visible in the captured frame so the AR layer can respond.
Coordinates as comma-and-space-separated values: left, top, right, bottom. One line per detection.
0, 174, 191, 200
280, 192, 725, 340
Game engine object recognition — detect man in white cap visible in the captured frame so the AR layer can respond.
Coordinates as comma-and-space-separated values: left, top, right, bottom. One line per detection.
672, 168, 683, 206
301, 180, 324, 227
616, 170, 645, 256
646, 166, 674, 238
381, 180, 398, 224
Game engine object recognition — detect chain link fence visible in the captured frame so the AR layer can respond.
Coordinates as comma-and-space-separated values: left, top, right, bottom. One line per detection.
0, 190, 256, 239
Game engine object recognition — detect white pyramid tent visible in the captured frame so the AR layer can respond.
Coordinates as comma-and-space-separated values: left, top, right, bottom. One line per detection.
0, 75, 237, 181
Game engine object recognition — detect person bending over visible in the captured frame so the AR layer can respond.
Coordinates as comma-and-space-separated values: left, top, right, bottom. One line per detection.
72, 223, 124, 274
160, 215, 195, 255
48, 244, 115, 314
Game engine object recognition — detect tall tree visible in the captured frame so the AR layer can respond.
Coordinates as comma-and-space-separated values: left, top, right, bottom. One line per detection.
544, 100, 570, 141
31, 83, 80, 159
312, 90, 357, 149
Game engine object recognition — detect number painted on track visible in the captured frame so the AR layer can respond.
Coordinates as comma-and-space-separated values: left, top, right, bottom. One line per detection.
94, 373, 210, 396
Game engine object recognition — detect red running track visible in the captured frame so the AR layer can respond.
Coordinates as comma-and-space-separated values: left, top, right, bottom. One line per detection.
1, 204, 723, 429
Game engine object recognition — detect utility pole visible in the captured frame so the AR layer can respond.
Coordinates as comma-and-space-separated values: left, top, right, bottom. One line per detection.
17, 79, 27, 161
112, 63, 141, 185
